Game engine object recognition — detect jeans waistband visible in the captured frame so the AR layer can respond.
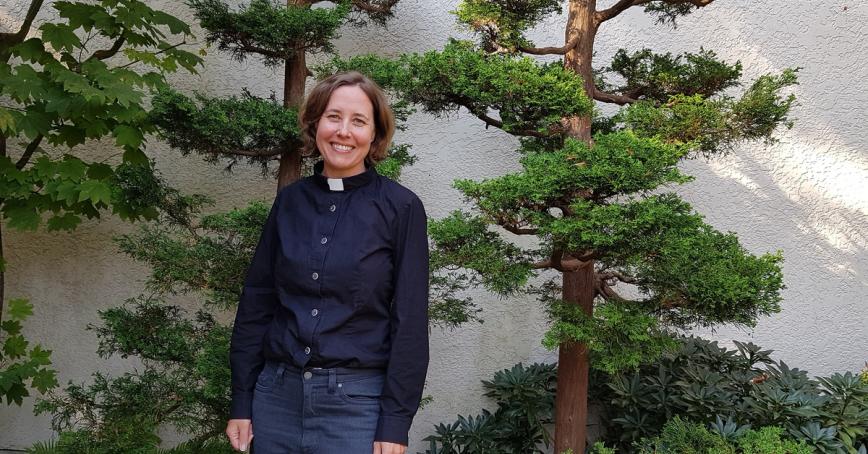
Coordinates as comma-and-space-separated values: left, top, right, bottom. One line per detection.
266, 360, 384, 377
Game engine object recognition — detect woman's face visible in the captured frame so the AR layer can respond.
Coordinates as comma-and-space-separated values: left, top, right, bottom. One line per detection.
316, 85, 376, 179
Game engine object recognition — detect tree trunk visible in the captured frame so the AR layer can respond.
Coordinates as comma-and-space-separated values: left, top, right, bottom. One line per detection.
555, 1, 597, 452
276, 0, 310, 190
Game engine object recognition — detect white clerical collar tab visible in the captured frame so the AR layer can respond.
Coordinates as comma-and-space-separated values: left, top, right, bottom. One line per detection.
327, 178, 344, 191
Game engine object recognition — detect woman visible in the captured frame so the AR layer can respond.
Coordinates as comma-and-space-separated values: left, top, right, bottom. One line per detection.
225, 72, 429, 454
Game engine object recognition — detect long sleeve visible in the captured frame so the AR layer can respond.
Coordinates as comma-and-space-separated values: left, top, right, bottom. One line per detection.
229, 191, 283, 419
375, 196, 430, 445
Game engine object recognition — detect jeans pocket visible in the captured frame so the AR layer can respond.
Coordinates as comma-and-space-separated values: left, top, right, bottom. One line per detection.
338, 375, 383, 405
255, 363, 277, 393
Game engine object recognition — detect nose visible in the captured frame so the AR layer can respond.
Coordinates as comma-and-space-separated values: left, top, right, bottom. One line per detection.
337, 120, 351, 136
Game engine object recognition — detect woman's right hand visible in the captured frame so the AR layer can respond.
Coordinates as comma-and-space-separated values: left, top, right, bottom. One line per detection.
226, 419, 254, 452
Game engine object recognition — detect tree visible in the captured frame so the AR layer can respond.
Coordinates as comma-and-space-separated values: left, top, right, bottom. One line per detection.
327, 1, 798, 451
0, 0, 201, 407
149, 0, 415, 190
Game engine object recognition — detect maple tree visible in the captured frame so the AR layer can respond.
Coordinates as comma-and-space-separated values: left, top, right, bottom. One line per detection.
0, 0, 200, 407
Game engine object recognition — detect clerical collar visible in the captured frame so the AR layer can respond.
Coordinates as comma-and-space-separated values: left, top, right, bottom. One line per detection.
312, 160, 376, 192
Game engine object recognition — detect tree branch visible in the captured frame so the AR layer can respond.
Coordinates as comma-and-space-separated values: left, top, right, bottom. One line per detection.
532, 247, 589, 272
595, 0, 714, 25
595, 0, 642, 24
214, 147, 283, 159
350, 0, 399, 14
89, 35, 126, 61
15, 134, 43, 170
500, 222, 538, 235
518, 34, 581, 56
114, 41, 187, 69
472, 111, 552, 138
0, 0, 45, 50
592, 87, 638, 105
598, 269, 638, 284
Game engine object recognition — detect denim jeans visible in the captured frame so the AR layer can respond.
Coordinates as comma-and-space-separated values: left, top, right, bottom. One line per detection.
251, 361, 385, 454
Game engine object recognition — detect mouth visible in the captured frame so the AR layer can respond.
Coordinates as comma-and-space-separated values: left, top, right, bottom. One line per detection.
331, 143, 354, 153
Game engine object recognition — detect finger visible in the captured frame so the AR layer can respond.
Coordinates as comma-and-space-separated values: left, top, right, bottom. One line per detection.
373, 441, 382, 454
239, 424, 251, 452
226, 424, 240, 451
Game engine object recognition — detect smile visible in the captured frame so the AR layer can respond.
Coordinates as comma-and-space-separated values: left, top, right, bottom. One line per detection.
332, 143, 354, 152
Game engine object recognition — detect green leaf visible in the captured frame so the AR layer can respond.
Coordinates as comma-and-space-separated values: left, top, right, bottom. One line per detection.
29, 345, 52, 367
12, 38, 50, 63
1, 320, 22, 336
30, 369, 58, 394
87, 163, 114, 180
3, 335, 28, 358
113, 125, 144, 149
3, 382, 28, 406
57, 157, 88, 180
0, 108, 15, 134
7, 299, 34, 322
46, 213, 82, 231
78, 179, 113, 205
39, 23, 82, 53
151, 10, 191, 35
3, 202, 40, 231
122, 147, 149, 166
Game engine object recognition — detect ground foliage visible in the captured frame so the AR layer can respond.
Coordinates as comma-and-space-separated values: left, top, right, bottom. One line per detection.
420, 337, 868, 454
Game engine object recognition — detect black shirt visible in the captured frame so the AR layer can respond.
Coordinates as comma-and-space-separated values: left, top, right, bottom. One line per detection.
229, 161, 430, 445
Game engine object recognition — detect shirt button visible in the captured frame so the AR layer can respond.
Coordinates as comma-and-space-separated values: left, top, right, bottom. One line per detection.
311, 272, 319, 280
311, 309, 319, 317
303, 371, 312, 380
329, 204, 336, 212
320, 237, 328, 244
304, 346, 311, 355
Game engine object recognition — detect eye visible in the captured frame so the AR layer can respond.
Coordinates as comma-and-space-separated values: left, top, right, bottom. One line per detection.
326, 114, 340, 120
352, 119, 367, 126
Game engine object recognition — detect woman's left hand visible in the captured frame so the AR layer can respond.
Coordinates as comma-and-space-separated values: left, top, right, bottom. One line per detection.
373, 441, 406, 454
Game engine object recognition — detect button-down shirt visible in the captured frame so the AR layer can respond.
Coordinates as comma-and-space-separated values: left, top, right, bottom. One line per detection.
229, 161, 430, 445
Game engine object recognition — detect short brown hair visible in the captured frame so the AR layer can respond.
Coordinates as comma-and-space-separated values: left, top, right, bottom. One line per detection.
299, 71, 395, 165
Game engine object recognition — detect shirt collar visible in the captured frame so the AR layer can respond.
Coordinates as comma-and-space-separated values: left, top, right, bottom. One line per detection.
312, 160, 377, 192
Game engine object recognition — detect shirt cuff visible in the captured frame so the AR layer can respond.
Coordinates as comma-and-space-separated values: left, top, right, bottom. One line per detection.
230, 392, 253, 419
375, 415, 412, 446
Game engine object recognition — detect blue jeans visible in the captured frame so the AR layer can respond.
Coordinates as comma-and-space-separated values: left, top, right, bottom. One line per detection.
251, 361, 384, 454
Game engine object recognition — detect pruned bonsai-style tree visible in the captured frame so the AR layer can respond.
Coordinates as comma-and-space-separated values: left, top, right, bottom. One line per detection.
327, 0, 798, 451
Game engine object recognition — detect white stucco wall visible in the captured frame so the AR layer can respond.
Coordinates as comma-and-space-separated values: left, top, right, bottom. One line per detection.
1, 1, 866, 452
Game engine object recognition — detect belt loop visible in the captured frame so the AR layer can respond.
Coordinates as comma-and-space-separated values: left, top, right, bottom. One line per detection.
328, 369, 337, 394
276, 364, 286, 385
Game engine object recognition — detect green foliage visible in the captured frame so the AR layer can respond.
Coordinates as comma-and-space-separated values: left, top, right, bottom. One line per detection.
188, 0, 351, 66
636, 416, 734, 453
327, 40, 593, 137
419, 363, 557, 454
642, 1, 713, 27
115, 199, 263, 310
737, 426, 813, 454
455, 133, 690, 217
429, 211, 534, 295
35, 298, 232, 453
604, 48, 743, 103
0, 299, 58, 406
541, 297, 677, 374
615, 69, 798, 156
0, 0, 202, 231
597, 337, 868, 453
149, 87, 300, 169
453, 0, 562, 51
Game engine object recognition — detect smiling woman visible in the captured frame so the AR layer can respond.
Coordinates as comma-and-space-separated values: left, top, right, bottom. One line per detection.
300, 72, 396, 177
225, 72, 427, 454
